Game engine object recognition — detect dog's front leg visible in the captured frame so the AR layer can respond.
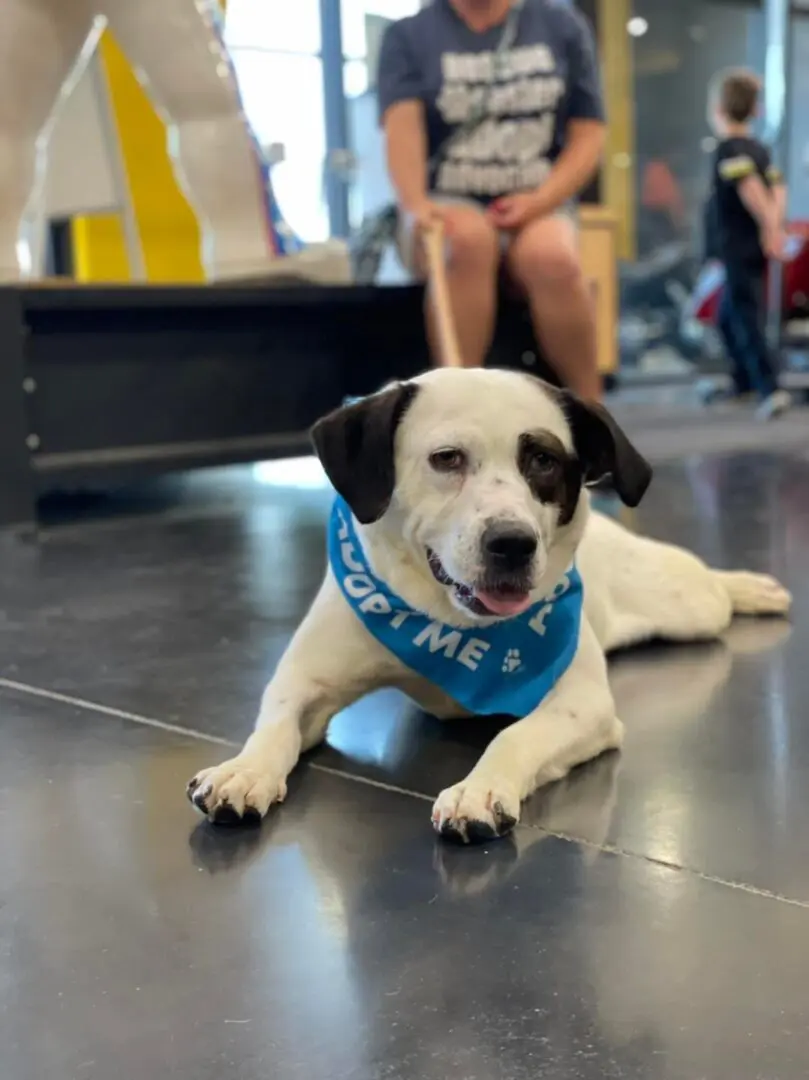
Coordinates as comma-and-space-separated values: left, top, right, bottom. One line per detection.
187, 575, 387, 825
432, 620, 623, 844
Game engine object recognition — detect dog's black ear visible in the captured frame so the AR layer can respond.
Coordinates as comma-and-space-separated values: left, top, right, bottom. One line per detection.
560, 392, 652, 507
310, 383, 419, 524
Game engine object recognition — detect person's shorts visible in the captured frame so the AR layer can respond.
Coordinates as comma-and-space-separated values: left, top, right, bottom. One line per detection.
396, 194, 578, 279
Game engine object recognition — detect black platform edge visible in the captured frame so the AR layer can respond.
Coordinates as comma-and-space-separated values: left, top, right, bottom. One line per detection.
13, 281, 421, 312
0, 290, 37, 529
0, 281, 553, 531
0, 282, 431, 531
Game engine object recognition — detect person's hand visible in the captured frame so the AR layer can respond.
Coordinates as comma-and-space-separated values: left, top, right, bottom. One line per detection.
405, 199, 454, 236
763, 226, 787, 261
487, 191, 545, 230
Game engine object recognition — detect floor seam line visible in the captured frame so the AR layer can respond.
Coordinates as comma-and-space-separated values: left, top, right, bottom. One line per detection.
307, 763, 434, 802
4, 676, 809, 909
527, 825, 809, 910
0, 678, 238, 749
317, 764, 809, 909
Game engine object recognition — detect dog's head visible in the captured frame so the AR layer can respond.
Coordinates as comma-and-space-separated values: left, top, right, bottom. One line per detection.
312, 369, 651, 621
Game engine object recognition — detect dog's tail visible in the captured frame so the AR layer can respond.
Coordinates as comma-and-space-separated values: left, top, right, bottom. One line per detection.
713, 570, 792, 617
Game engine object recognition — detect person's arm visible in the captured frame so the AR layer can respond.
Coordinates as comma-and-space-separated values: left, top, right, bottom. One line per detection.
767, 163, 787, 230
739, 171, 784, 259
529, 120, 606, 215
383, 101, 429, 214
532, 9, 606, 214
377, 22, 430, 216
772, 183, 787, 229
738, 173, 777, 232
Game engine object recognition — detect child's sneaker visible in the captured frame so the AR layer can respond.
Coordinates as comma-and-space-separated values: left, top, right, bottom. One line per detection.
755, 389, 791, 421
697, 379, 754, 406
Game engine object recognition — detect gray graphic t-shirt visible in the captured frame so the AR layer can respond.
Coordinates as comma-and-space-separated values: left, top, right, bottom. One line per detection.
377, 0, 604, 203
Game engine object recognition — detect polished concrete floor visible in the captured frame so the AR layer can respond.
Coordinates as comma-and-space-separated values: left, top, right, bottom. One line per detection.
3, 447, 809, 1079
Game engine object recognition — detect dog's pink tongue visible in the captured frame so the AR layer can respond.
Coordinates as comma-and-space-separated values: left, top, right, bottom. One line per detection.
475, 590, 533, 617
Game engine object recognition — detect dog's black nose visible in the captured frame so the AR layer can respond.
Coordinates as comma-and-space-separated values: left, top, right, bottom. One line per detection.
482, 523, 538, 570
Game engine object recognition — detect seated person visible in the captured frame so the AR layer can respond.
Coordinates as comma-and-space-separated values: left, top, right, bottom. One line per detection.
378, 0, 606, 400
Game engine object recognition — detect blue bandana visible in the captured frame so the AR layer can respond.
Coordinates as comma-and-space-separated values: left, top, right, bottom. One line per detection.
328, 497, 583, 717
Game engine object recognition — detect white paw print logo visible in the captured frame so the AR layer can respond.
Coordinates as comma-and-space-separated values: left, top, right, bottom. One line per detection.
502, 648, 522, 674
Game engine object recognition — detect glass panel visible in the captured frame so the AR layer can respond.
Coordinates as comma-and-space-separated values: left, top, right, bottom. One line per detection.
344, 58, 370, 99
341, 1, 422, 62
621, 0, 765, 382
341, 4, 420, 242
344, 58, 399, 235
229, 50, 329, 243
224, 0, 322, 54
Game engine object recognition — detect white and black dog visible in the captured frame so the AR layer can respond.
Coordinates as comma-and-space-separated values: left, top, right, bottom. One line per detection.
187, 368, 791, 842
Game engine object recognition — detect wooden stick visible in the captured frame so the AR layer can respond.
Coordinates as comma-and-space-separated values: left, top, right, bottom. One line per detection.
422, 222, 464, 368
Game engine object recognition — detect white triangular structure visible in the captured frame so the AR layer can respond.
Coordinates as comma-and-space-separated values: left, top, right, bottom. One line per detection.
31, 44, 144, 278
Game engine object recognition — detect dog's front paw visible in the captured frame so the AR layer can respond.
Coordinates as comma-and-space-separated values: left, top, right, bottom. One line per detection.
432, 780, 520, 844
186, 756, 287, 826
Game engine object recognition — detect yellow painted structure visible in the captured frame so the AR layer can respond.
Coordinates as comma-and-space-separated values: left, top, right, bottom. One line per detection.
71, 29, 207, 282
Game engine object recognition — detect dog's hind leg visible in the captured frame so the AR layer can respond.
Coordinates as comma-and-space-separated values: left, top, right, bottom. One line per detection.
186, 573, 394, 825
604, 563, 791, 652
583, 512, 791, 653
711, 570, 792, 617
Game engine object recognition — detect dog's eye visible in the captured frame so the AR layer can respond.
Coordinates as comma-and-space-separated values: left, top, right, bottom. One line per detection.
429, 447, 467, 473
531, 451, 559, 474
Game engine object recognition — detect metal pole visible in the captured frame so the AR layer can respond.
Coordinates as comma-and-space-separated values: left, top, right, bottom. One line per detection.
764, 0, 791, 353
319, 0, 351, 239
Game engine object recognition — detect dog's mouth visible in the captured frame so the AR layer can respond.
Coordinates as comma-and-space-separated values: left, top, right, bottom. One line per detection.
426, 549, 533, 618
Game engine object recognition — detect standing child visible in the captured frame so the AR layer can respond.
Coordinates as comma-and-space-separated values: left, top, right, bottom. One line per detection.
710, 69, 790, 420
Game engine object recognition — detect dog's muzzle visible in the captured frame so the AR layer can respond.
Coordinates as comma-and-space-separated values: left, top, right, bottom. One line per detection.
427, 526, 537, 619
481, 522, 538, 574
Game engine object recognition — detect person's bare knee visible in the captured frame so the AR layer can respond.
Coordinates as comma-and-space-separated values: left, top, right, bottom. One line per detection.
520, 243, 583, 288
444, 208, 500, 275
422, 205, 499, 369
508, 219, 583, 291
409, 207, 498, 280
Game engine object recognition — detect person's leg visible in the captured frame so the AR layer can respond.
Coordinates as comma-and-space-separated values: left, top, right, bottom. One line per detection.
724, 264, 779, 400
400, 200, 500, 368
717, 286, 752, 397
505, 211, 601, 401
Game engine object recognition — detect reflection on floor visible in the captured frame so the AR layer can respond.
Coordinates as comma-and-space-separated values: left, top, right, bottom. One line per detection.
3, 445, 809, 1079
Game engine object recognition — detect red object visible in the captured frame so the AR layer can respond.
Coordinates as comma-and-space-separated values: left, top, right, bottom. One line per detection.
690, 222, 809, 325
642, 160, 685, 225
